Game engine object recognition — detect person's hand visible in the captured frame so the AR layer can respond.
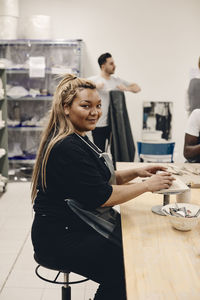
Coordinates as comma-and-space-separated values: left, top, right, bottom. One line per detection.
136, 165, 167, 178
145, 173, 175, 192
130, 83, 141, 93
96, 82, 104, 90
116, 84, 128, 91
117, 83, 141, 93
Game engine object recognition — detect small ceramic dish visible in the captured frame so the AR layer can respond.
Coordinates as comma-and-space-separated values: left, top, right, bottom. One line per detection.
161, 203, 200, 231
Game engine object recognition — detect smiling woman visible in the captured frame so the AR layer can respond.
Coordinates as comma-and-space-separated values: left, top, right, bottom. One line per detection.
31, 73, 174, 300
31, 74, 128, 300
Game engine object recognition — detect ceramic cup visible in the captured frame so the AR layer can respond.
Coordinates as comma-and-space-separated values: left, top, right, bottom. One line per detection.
176, 189, 191, 203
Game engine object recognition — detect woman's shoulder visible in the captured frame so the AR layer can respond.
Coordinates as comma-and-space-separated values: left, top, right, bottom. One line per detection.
52, 134, 88, 156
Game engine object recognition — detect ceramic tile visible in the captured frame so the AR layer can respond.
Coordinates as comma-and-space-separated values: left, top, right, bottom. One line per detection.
85, 282, 99, 300
0, 287, 44, 300
85, 280, 99, 290
4, 268, 47, 288
0, 240, 23, 254
85, 288, 97, 300
0, 267, 11, 289
41, 287, 61, 300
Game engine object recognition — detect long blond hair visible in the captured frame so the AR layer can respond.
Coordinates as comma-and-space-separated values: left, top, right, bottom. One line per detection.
31, 74, 96, 202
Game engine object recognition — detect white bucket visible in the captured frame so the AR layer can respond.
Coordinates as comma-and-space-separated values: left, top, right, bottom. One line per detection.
0, 0, 19, 17
24, 15, 51, 39
0, 15, 18, 39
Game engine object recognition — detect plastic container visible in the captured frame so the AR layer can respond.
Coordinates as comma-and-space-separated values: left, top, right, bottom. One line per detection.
24, 15, 51, 39
0, 0, 19, 17
0, 15, 18, 39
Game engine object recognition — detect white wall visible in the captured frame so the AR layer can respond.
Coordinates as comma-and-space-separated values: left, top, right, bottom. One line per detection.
19, 0, 200, 162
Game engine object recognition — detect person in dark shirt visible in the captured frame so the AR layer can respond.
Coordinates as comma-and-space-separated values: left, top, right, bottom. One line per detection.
31, 74, 174, 300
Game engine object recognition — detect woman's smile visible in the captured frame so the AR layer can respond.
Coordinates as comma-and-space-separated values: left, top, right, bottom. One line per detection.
87, 118, 98, 123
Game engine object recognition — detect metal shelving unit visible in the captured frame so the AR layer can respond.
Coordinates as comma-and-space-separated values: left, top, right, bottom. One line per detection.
0, 39, 83, 181
0, 68, 8, 190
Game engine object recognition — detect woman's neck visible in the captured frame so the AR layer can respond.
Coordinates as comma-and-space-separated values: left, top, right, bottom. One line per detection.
74, 130, 86, 136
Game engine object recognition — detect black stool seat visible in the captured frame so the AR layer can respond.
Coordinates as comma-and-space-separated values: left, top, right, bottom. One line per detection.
34, 253, 71, 274
34, 253, 89, 300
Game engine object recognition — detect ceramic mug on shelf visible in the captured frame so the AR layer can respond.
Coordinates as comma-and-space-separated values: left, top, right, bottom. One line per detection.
176, 189, 191, 203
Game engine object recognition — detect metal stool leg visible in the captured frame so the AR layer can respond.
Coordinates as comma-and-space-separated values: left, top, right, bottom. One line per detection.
62, 286, 71, 300
62, 273, 71, 300
151, 194, 170, 216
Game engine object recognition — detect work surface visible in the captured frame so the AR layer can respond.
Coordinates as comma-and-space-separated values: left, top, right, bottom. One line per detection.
117, 162, 200, 300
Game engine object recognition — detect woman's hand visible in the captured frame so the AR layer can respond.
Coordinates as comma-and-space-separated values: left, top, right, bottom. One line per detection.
145, 172, 175, 192
136, 165, 167, 178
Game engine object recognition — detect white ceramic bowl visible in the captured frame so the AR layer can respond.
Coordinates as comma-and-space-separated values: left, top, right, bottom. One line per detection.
161, 203, 200, 231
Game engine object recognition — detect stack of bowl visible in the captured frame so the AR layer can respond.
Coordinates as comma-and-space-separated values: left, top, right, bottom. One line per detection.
162, 203, 200, 231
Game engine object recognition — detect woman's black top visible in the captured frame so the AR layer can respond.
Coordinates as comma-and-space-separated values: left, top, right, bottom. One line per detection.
33, 133, 113, 224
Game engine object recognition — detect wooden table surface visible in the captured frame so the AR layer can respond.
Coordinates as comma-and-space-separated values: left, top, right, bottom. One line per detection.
117, 162, 200, 300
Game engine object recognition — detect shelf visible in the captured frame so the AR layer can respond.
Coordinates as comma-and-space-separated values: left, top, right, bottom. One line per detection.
6, 69, 29, 74
8, 159, 35, 164
6, 68, 79, 75
0, 39, 82, 45
7, 96, 53, 101
8, 126, 43, 131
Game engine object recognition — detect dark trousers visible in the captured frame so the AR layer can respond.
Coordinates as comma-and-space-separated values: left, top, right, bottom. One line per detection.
92, 126, 111, 152
31, 215, 126, 300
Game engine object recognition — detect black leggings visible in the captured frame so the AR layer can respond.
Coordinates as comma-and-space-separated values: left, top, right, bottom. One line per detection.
31, 215, 127, 300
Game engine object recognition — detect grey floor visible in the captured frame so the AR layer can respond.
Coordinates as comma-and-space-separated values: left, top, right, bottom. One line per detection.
0, 182, 98, 300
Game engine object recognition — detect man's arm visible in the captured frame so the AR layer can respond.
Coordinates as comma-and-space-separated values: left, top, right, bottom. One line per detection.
95, 82, 104, 90
183, 133, 200, 160
117, 83, 141, 93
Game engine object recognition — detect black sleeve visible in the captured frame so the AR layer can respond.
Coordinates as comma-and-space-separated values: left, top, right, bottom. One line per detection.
46, 139, 113, 209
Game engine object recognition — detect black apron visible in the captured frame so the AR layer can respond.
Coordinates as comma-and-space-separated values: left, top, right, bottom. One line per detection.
66, 134, 122, 247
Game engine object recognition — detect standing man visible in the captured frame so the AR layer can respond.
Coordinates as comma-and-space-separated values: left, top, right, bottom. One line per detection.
89, 52, 141, 151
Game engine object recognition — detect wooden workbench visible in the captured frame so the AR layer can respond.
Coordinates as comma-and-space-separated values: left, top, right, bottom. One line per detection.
117, 162, 200, 300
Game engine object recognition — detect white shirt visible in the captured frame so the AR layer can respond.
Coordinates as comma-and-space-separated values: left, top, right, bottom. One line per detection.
185, 73, 200, 115
185, 109, 200, 136
88, 75, 130, 127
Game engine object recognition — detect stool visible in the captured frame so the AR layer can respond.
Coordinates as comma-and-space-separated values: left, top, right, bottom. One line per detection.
34, 254, 89, 300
